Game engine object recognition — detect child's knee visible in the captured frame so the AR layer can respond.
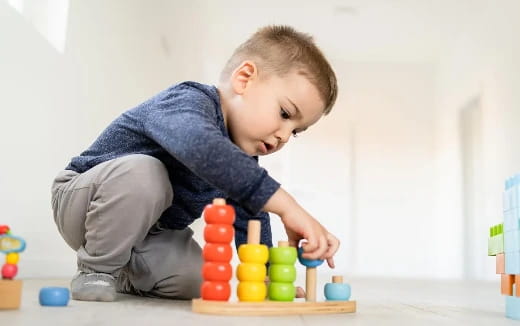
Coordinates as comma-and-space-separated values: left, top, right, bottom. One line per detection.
113, 155, 173, 207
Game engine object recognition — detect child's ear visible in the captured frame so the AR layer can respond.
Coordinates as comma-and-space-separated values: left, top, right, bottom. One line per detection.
231, 60, 257, 95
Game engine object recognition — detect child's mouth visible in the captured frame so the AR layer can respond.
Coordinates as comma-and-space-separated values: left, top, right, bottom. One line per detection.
260, 142, 269, 154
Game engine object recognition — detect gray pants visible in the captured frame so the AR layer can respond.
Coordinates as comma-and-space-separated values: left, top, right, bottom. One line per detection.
51, 154, 202, 299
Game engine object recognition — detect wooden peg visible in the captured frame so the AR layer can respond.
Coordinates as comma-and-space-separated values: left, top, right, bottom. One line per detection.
332, 275, 343, 283
247, 220, 261, 245
278, 241, 289, 247
213, 198, 226, 205
306, 267, 317, 302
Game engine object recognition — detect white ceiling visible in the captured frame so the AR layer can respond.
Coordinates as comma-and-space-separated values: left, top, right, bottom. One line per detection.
201, 0, 473, 63
3, 0, 475, 63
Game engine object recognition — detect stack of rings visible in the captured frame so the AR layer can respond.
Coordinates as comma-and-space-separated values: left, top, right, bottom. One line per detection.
0, 225, 26, 279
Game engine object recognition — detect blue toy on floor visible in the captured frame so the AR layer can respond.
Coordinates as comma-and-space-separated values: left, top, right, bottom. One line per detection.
39, 287, 70, 306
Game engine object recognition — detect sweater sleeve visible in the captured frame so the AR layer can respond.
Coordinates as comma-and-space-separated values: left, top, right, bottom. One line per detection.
229, 199, 273, 249
142, 89, 280, 215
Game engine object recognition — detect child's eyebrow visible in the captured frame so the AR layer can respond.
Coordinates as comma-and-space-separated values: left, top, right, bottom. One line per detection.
286, 97, 302, 117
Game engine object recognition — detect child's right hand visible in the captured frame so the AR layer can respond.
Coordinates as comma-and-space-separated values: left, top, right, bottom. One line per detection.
263, 188, 340, 268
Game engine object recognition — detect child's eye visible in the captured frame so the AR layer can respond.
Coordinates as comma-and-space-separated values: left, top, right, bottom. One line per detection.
280, 108, 290, 119
292, 130, 299, 138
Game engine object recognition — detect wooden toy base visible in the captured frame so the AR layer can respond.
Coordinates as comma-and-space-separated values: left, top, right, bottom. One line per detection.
0, 280, 22, 310
192, 298, 356, 316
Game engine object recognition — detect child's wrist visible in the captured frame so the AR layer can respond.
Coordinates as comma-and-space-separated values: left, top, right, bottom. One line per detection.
263, 187, 297, 217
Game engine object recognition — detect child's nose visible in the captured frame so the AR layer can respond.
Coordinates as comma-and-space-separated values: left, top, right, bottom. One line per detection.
275, 132, 290, 145
276, 127, 292, 144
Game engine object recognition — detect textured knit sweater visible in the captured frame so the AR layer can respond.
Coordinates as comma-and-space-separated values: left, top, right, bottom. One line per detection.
66, 81, 280, 248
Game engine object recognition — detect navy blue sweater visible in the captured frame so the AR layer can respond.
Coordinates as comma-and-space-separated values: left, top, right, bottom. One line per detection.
66, 82, 280, 248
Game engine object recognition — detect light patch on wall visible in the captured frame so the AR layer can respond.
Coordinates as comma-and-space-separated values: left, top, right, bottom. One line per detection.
5, 0, 69, 53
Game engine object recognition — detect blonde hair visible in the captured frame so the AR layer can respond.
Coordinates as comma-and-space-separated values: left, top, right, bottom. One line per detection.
220, 25, 338, 115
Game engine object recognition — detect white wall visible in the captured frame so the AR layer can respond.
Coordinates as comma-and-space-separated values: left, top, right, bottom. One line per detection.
0, 0, 207, 278
339, 62, 437, 278
433, 0, 520, 280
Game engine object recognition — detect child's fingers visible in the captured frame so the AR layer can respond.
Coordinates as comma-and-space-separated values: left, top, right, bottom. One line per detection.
301, 233, 318, 253
323, 233, 340, 258
302, 234, 327, 260
317, 235, 328, 258
324, 233, 339, 268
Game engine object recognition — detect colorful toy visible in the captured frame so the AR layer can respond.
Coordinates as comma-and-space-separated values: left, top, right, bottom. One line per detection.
488, 174, 520, 319
0, 225, 26, 310
39, 287, 70, 306
324, 276, 351, 301
192, 198, 356, 315
268, 241, 297, 301
200, 198, 235, 301
237, 220, 268, 301
297, 246, 324, 302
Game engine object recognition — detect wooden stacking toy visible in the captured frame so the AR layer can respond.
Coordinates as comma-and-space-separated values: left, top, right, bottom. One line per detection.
0, 225, 26, 310
192, 199, 356, 315
200, 198, 235, 301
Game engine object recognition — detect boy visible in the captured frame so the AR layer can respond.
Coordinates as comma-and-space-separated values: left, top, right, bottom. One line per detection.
51, 25, 339, 302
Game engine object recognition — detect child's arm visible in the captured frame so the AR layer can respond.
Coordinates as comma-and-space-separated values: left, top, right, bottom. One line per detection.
263, 187, 339, 268
143, 93, 280, 216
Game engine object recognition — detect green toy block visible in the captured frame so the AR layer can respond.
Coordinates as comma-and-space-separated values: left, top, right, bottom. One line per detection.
488, 233, 504, 256
488, 223, 504, 256
490, 223, 504, 237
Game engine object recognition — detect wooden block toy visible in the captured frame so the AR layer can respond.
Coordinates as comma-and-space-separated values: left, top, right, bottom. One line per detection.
0, 279, 22, 309
507, 295, 520, 320
192, 199, 356, 315
0, 225, 25, 310
516, 275, 520, 298
506, 251, 520, 275
488, 175, 520, 320
497, 253, 505, 274
488, 223, 504, 256
501, 269, 515, 296
505, 229, 520, 254
504, 210, 519, 232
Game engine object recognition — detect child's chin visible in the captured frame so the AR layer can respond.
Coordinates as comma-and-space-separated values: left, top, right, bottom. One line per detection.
244, 149, 260, 157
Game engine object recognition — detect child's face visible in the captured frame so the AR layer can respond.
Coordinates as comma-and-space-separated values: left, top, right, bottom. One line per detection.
225, 64, 325, 156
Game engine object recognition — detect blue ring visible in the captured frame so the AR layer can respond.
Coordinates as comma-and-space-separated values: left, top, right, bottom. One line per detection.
0, 235, 26, 253
39, 287, 70, 306
297, 247, 324, 267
